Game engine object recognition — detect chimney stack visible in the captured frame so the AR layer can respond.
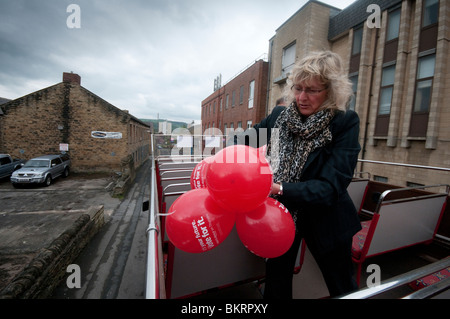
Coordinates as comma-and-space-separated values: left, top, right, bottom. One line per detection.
63, 72, 81, 85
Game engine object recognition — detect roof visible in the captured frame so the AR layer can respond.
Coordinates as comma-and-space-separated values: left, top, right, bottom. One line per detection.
0, 97, 11, 105
328, 0, 402, 39
275, 0, 342, 34
29, 155, 63, 160
0, 81, 150, 128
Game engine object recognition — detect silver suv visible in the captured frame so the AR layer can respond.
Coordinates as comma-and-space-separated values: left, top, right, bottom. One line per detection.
11, 154, 71, 187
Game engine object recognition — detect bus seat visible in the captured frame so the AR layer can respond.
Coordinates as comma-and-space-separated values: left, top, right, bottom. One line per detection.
351, 185, 448, 287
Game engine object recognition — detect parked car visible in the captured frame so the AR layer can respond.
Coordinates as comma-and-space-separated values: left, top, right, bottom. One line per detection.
10, 154, 71, 187
0, 154, 25, 179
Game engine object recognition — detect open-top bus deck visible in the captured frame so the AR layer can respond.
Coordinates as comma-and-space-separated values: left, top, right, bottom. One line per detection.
145, 134, 450, 299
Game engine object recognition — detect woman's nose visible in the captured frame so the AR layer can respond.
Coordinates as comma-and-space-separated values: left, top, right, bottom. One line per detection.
298, 90, 308, 100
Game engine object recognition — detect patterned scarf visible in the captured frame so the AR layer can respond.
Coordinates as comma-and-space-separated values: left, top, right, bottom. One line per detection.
268, 103, 335, 183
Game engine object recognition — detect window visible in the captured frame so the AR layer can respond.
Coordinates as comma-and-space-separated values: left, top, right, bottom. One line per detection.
374, 175, 388, 183
226, 94, 229, 109
423, 0, 439, 27
239, 86, 244, 104
0, 157, 11, 165
375, 65, 396, 136
386, 9, 401, 42
352, 27, 363, 56
384, 8, 401, 63
247, 121, 253, 129
232, 91, 236, 107
51, 158, 62, 166
419, 0, 439, 52
348, 74, 358, 111
414, 54, 435, 113
407, 181, 424, 188
409, 53, 436, 137
282, 42, 296, 77
378, 65, 396, 115
248, 80, 255, 109
350, 26, 363, 73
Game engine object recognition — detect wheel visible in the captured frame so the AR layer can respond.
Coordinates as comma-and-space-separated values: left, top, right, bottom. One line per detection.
44, 175, 52, 187
63, 167, 70, 178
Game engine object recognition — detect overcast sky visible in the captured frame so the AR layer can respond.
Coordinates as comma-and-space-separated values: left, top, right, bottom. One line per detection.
0, 0, 355, 123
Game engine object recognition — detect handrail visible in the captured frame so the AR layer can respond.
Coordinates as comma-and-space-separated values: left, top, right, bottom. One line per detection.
146, 135, 161, 299
359, 159, 450, 172
403, 277, 450, 299
160, 176, 191, 182
374, 184, 449, 213
353, 171, 371, 179
159, 169, 193, 176
163, 182, 191, 193
145, 157, 162, 299
338, 256, 450, 299
159, 162, 200, 168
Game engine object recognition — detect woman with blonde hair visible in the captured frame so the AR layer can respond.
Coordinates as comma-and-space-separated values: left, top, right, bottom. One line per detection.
248, 51, 361, 298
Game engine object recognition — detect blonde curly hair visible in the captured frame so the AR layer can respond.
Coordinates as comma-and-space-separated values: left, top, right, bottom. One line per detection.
284, 51, 353, 112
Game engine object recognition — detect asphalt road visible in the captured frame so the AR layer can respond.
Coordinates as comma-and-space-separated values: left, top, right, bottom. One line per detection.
0, 160, 152, 299
51, 161, 151, 299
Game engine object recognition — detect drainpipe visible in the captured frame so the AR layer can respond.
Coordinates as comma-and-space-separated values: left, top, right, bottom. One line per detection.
266, 39, 274, 117
361, 28, 379, 173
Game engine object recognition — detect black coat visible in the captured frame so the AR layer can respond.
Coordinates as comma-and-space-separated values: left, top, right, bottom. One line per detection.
248, 106, 362, 256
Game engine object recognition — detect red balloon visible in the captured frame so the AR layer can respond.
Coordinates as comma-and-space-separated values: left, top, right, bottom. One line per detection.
258, 145, 267, 157
190, 157, 214, 189
165, 189, 236, 253
236, 198, 295, 258
206, 145, 273, 213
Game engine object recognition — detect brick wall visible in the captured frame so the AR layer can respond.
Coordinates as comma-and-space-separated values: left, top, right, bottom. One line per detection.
0, 83, 67, 159
68, 84, 130, 172
202, 59, 268, 134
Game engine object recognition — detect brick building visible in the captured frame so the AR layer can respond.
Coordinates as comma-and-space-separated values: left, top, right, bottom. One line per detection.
201, 58, 269, 135
268, 1, 340, 108
0, 72, 150, 175
267, 0, 449, 188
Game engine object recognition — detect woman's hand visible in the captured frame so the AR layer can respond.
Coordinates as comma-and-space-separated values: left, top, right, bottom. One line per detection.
270, 182, 282, 196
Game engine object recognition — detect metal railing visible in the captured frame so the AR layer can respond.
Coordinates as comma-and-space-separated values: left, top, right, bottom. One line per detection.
145, 138, 160, 299
339, 256, 450, 299
359, 159, 450, 172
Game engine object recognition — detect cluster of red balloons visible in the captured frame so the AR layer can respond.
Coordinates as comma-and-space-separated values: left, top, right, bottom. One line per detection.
165, 145, 296, 258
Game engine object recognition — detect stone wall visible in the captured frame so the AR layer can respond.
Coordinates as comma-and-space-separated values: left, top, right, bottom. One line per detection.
0, 77, 150, 175
0, 206, 104, 299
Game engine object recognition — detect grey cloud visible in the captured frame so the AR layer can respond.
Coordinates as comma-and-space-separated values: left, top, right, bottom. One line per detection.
0, 0, 354, 123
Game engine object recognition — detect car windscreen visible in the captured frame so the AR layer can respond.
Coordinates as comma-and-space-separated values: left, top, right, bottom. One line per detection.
23, 160, 50, 168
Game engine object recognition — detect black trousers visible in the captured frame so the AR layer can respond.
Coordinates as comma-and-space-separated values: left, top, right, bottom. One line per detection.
264, 234, 357, 299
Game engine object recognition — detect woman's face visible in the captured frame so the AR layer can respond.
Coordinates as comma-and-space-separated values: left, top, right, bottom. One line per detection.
292, 77, 328, 117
